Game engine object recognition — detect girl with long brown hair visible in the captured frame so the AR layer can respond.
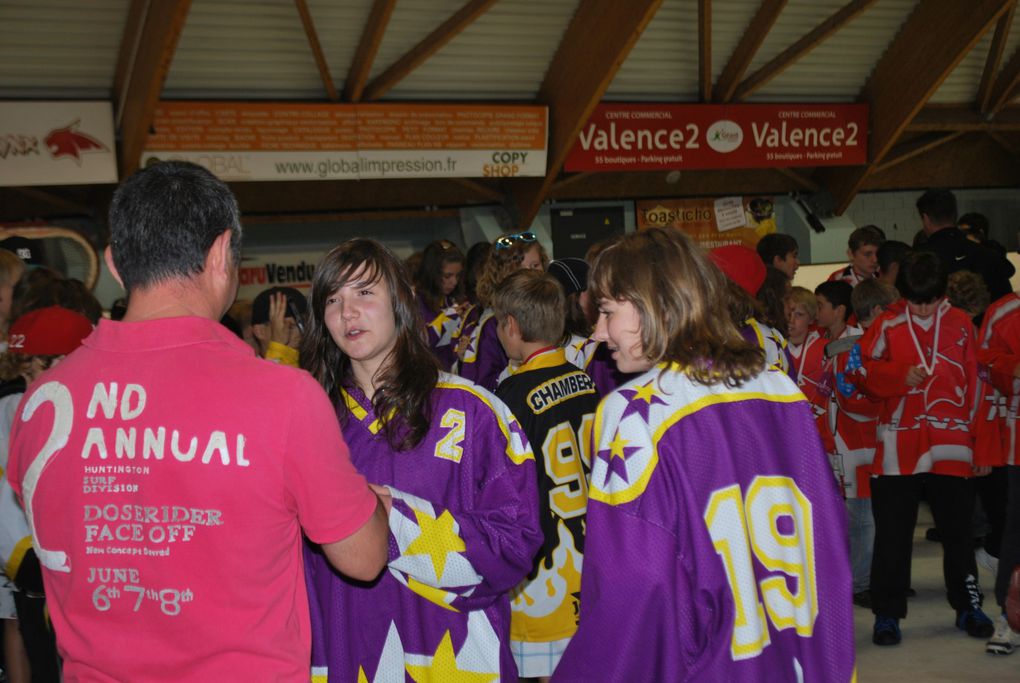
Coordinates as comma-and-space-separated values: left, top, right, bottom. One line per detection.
300, 238, 541, 682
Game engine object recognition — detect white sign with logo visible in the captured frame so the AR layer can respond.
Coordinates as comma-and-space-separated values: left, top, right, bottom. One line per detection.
0, 101, 118, 186
236, 251, 325, 303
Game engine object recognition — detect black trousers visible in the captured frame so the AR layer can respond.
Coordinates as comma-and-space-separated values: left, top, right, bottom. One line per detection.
976, 465, 1008, 558
995, 465, 1020, 608
871, 473, 979, 619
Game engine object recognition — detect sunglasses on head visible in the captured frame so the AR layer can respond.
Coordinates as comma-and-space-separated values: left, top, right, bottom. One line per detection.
494, 232, 537, 250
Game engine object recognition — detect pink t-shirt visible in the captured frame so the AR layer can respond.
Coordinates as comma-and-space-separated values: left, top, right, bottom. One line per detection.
8, 316, 377, 682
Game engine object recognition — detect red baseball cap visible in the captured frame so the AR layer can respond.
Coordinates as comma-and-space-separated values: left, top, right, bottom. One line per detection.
709, 244, 766, 296
8, 306, 93, 356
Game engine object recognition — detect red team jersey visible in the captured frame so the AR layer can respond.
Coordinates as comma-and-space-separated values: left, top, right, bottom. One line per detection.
789, 331, 835, 454
857, 299, 982, 476
977, 293, 1020, 467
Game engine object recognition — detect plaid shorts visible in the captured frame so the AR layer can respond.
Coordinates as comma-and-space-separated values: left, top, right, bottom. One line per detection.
511, 636, 573, 678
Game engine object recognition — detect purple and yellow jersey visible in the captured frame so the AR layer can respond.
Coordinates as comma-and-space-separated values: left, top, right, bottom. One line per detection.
496, 348, 600, 644
305, 373, 542, 683
458, 309, 508, 393
563, 334, 638, 398
416, 293, 468, 372
554, 364, 855, 682
743, 317, 794, 378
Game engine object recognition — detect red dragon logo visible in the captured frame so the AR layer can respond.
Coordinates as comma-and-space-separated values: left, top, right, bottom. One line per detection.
44, 120, 107, 164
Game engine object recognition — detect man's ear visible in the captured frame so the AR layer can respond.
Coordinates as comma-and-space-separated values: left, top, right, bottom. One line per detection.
846, 247, 854, 262
104, 246, 124, 288
207, 229, 234, 277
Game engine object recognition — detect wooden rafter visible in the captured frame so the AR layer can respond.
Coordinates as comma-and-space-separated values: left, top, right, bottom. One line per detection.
551, 172, 595, 194
713, 0, 787, 103
448, 178, 504, 203
9, 188, 91, 216
986, 129, 1020, 158
907, 105, 1020, 131
295, 0, 338, 101
977, 0, 1016, 112
874, 131, 965, 173
774, 167, 819, 193
112, 0, 149, 128
508, 0, 663, 228
732, 0, 877, 102
361, 0, 499, 102
344, 0, 397, 102
817, 0, 1011, 214
115, 0, 192, 177
699, 0, 712, 102
989, 31, 1020, 113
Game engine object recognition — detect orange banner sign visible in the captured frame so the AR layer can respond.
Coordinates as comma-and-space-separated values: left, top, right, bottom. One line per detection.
636, 196, 776, 250
143, 102, 548, 181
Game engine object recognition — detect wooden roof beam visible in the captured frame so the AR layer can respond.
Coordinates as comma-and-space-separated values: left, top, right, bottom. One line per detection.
989, 25, 1020, 113
874, 131, 965, 173
295, 0, 338, 101
817, 0, 1011, 215
774, 167, 820, 193
361, 0, 498, 102
344, 0, 397, 102
115, 0, 192, 178
9, 188, 92, 216
732, 0, 877, 102
713, 0, 787, 103
907, 105, 1020, 131
977, 0, 1016, 112
699, 0, 712, 102
508, 0, 663, 229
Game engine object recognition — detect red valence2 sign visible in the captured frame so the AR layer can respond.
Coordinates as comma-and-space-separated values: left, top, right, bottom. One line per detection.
564, 103, 868, 172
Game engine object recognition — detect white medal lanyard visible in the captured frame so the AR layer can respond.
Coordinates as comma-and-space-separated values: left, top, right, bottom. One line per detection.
906, 305, 942, 376
795, 335, 812, 384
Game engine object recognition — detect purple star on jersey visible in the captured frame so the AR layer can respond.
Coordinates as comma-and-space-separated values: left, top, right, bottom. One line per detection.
508, 417, 528, 443
597, 430, 641, 486
618, 380, 668, 422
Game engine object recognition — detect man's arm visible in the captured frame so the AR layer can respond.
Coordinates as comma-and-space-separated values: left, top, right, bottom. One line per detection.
319, 495, 389, 581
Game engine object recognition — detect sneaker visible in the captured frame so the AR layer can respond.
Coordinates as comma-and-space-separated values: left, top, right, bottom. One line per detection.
986, 614, 1020, 655
976, 548, 999, 577
957, 607, 996, 638
873, 615, 901, 646
853, 590, 872, 608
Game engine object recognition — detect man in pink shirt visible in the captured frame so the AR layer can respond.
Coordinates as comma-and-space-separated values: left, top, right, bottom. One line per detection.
6, 161, 388, 681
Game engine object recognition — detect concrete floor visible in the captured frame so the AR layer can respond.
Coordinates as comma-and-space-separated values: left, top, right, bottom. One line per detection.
854, 506, 1019, 682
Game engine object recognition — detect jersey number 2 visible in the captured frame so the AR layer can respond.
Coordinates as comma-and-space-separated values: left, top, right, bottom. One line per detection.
703, 476, 818, 661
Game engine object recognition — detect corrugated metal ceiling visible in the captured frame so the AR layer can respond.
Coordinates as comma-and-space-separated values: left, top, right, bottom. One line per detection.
164, 0, 325, 99
384, 0, 581, 100
0, 0, 128, 99
750, 0, 918, 102
1, 0, 1016, 108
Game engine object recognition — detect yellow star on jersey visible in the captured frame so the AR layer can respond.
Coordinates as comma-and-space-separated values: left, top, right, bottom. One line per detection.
405, 508, 466, 582
356, 667, 369, 683
405, 631, 497, 683
632, 382, 657, 404
609, 433, 631, 460
429, 310, 453, 336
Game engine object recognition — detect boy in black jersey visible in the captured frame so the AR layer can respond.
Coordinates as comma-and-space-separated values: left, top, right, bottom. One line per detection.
492, 269, 600, 681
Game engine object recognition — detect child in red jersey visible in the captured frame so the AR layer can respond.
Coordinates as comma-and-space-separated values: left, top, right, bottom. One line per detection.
786, 287, 833, 452
858, 251, 991, 646
977, 291, 1020, 654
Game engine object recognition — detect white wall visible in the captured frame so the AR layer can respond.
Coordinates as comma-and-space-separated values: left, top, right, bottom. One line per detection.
792, 253, 1020, 293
